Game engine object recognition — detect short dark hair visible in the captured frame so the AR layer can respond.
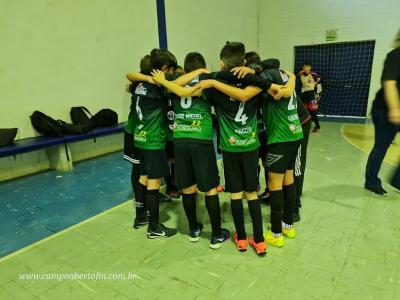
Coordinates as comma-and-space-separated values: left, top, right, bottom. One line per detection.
245, 51, 261, 66
220, 42, 245, 70
263, 58, 280, 70
184, 52, 206, 73
150, 48, 177, 70
140, 55, 152, 75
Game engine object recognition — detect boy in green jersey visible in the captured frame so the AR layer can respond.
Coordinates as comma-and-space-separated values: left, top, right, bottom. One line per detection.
151, 53, 231, 249
126, 49, 200, 239
200, 62, 301, 248
124, 55, 151, 230
195, 42, 284, 256
260, 67, 303, 247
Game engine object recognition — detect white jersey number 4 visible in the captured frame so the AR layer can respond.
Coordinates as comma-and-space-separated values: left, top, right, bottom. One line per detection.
288, 93, 297, 110
235, 102, 248, 125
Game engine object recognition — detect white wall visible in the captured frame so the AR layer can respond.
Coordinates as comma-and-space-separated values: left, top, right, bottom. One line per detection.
258, 0, 400, 113
0, 0, 159, 138
165, 0, 259, 71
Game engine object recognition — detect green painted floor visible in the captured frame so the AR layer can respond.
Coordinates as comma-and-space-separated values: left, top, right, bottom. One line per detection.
1, 123, 400, 300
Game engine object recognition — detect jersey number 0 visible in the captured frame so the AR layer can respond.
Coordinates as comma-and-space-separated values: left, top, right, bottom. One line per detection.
181, 96, 192, 109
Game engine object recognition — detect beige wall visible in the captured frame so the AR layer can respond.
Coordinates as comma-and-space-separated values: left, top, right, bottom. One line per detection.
257, 0, 400, 114
0, 0, 159, 138
165, 0, 259, 71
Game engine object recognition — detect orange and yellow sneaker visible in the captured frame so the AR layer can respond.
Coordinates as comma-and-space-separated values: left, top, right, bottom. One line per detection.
282, 226, 296, 239
264, 231, 285, 248
233, 232, 247, 252
248, 238, 267, 256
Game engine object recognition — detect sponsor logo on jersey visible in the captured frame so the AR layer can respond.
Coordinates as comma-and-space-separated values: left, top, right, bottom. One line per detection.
289, 124, 296, 132
280, 71, 289, 83
190, 76, 200, 84
167, 111, 175, 121
134, 130, 147, 142
234, 127, 252, 134
135, 83, 147, 95
175, 124, 201, 132
229, 136, 236, 144
190, 120, 201, 127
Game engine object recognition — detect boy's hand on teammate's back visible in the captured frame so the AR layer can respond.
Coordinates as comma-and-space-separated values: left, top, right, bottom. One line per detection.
231, 66, 255, 78
195, 79, 215, 90
189, 85, 202, 97
151, 69, 167, 84
200, 68, 211, 74
268, 84, 283, 100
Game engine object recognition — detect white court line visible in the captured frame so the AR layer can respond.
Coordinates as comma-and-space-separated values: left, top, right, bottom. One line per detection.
340, 124, 397, 167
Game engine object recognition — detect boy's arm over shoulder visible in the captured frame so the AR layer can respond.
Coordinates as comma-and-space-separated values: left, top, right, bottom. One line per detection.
173, 68, 209, 86
126, 72, 157, 85
196, 79, 262, 102
152, 70, 201, 97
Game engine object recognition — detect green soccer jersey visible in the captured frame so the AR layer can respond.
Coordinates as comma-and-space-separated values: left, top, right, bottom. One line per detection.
124, 112, 137, 134
124, 82, 139, 134
205, 81, 260, 152
170, 74, 214, 143
261, 69, 303, 145
166, 97, 174, 141
131, 82, 168, 150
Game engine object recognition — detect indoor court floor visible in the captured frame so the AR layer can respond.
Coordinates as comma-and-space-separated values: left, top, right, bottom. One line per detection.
1, 122, 400, 300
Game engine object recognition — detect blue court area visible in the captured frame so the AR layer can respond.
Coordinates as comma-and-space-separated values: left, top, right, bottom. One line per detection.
0, 152, 132, 257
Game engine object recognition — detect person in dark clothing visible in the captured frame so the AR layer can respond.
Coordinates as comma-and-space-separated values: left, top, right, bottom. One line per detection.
365, 30, 400, 195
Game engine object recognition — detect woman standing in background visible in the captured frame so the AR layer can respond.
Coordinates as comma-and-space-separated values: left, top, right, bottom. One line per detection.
365, 30, 400, 195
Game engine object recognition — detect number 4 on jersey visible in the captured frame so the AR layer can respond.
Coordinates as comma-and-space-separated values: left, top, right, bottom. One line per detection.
288, 93, 297, 110
235, 102, 248, 125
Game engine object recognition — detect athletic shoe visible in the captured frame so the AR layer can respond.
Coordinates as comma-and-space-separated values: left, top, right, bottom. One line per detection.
209, 228, 230, 250
293, 212, 301, 223
248, 238, 267, 256
233, 232, 247, 252
167, 187, 181, 199
188, 223, 203, 242
364, 184, 388, 196
312, 127, 321, 133
282, 226, 296, 239
147, 224, 177, 239
264, 231, 285, 248
159, 192, 172, 203
133, 213, 148, 229
259, 190, 271, 205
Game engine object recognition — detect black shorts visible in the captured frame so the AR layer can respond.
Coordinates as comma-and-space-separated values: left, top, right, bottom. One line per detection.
266, 141, 300, 173
222, 149, 259, 193
301, 91, 315, 103
258, 131, 267, 161
123, 132, 140, 165
174, 143, 219, 192
137, 148, 169, 179
166, 140, 174, 160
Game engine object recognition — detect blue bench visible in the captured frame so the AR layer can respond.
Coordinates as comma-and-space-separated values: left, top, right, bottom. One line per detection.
0, 124, 125, 171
